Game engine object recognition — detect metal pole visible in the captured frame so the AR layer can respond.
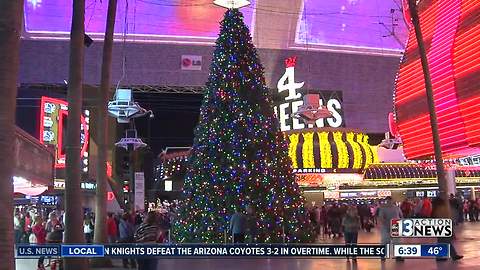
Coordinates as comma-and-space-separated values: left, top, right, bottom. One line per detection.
407, 0, 449, 205
128, 122, 136, 212
129, 144, 135, 212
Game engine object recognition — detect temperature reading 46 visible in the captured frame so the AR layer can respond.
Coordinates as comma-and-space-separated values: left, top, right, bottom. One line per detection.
428, 247, 442, 255
421, 244, 449, 257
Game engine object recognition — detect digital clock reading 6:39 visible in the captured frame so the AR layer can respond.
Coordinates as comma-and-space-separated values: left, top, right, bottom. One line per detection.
393, 245, 421, 257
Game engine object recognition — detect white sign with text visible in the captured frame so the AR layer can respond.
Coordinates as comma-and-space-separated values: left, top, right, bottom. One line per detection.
274, 57, 344, 131
135, 172, 145, 211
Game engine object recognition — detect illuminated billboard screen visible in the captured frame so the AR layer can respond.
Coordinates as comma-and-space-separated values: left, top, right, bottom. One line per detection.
24, 0, 255, 40
39, 96, 89, 169
296, 0, 408, 51
394, 0, 480, 159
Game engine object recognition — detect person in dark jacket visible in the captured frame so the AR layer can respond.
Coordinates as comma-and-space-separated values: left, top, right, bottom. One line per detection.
468, 199, 477, 221
230, 207, 247, 243
455, 193, 464, 223
342, 207, 361, 261
246, 205, 258, 243
449, 194, 460, 225
432, 196, 463, 261
135, 211, 161, 270
327, 204, 341, 238
119, 213, 136, 268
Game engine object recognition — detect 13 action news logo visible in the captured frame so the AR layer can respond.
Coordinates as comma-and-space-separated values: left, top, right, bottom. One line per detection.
391, 219, 452, 238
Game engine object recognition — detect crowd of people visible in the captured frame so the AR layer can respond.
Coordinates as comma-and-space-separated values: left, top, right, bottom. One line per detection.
14, 200, 178, 270
15, 194, 471, 269
307, 194, 465, 262
308, 202, 378, 240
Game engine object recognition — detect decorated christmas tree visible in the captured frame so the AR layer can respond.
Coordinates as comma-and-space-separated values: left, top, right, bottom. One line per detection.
173, 8, 313, 243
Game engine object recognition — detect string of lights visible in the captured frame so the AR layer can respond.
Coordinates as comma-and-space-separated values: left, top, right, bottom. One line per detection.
173, 9, 313, 243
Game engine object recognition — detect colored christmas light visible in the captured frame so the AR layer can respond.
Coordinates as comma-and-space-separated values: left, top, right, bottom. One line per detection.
173, 9, 313, 243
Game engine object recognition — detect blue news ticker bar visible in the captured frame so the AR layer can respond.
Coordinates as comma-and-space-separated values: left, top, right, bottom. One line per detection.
420, 244, 449, 257
16, 244, 388, 258
61, 245, 105, 257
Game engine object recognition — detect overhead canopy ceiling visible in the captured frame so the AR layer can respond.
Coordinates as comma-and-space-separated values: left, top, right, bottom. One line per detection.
24, 0, 407, 55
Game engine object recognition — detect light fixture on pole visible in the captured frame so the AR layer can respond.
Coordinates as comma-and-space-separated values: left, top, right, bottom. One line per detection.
213, 0, 250, 9
108, 88, 154, 123
108, 87, 152, 213
115, 129, 147, 151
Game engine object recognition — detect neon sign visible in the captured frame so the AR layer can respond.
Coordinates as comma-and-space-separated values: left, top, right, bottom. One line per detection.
394, 0, 480, 159
274, 57, 344, 131
39, 97, 89, 169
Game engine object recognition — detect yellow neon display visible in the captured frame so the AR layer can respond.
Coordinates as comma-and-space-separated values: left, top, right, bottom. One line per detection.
370, 145, 379, 163
333, 132, 349, 168
357, 133, 373, 167
346, 132, 363, 169
318, 132, 332, 168
288, 133, 299, 168
302, 132, 315, 168
286, 130, 377, 170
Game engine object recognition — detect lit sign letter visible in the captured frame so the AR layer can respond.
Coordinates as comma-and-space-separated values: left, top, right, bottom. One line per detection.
314, 99, 325, 128
277, 57, 303, 101
279, 103, 290, 131
327, 99, 343, 128
291, 100, 305, 130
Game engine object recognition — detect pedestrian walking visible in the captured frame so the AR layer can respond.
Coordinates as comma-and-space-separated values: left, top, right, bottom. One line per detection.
420, 195, 432, 218
449, 194, 460, 225
135, 211, 161, 270
400, 199, 413, 218
246, 205, 258, 243
342, 206, 361, 261
431, 197, 463, 261
107, 212, 118, 243
32, 216, 47, 270
14, 210, 22, 243
119, 213, 137, 268
230, 207, 247, 243
45, 212, 64, 243
83, 214, 94, 243
378, 196, 403, 261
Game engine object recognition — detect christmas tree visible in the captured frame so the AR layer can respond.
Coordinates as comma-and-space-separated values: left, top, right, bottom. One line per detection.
173, 9, 313, 243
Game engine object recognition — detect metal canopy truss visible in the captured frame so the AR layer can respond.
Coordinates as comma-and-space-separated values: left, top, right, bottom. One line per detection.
131, 85, 205, 94
20, 83, 207, 95
21, 84, 283, 95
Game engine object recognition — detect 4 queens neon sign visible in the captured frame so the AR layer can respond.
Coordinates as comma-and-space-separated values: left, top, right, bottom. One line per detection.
274, 57, 344, 132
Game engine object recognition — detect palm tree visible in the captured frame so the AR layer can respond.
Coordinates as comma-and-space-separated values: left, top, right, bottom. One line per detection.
0, 1, 24, 270
407, 0, 449, 205
93, 0, 117, 250
64, 0, 88, 269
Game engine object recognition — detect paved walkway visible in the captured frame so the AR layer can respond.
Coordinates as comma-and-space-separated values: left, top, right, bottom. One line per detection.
15, 222, 480, 270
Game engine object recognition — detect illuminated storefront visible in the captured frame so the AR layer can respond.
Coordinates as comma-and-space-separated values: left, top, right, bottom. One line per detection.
13, 126, 54, 202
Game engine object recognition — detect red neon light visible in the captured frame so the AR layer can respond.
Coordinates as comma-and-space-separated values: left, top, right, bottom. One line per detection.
388, 112, 400, 137
57, 108, 67, 166
107, 192, 115, 201
394, 0, 480, 159
107, 162, 113, 178
39, 96, 89, 168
